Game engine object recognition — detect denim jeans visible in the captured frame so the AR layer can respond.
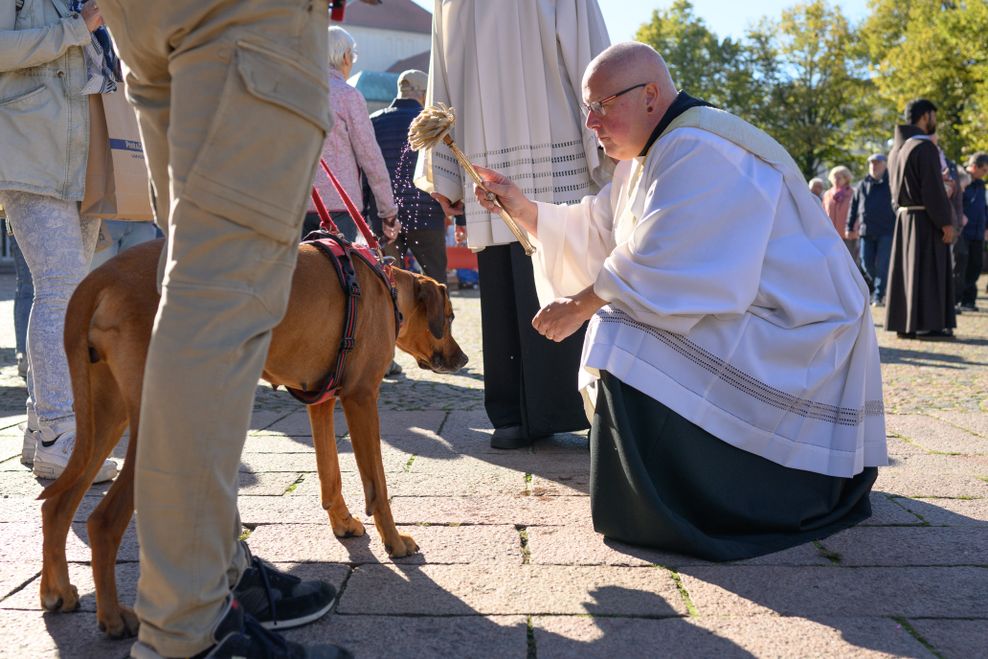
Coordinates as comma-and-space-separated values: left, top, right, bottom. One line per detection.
90, 219, 161, 269
860, 233, 893, 302
9, 234, 33, 356
0, 191, 99, 430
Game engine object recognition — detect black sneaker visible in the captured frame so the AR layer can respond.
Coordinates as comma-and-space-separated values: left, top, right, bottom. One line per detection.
234, 543, 337, 630
191, 598, 350, 659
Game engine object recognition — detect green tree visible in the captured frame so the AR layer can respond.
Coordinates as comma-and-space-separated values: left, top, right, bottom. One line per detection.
861, 0, 988, 160
634, 0, 752, 109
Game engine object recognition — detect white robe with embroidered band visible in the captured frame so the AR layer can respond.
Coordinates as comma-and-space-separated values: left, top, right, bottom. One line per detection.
413, 0, 612, 249
532, 106, 887, 479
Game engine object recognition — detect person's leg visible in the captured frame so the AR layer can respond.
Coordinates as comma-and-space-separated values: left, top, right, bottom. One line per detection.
406, 228, 448, 283
9, 234, 33, 371
874, 232, 893, 304
952, 235, 969, 307
101, 1, 334, 655
508, 243, 589, 438
476, 245, 523, 432
859, 237, 878, 303
962, 239, 984, 307
330, 210, 358, 243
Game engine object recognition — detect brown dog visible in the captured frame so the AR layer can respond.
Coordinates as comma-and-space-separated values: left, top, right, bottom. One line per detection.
38, 238, 467, 637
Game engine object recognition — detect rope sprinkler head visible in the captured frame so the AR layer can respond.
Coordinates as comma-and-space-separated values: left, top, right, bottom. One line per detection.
407, 103, 456, 151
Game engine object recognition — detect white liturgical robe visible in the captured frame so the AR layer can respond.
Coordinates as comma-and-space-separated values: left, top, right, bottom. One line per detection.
532, 107, 887, 478
413, 0, 611, 249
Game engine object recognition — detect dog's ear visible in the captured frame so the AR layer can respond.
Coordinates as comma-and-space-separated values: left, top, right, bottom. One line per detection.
415, 277, 446, 339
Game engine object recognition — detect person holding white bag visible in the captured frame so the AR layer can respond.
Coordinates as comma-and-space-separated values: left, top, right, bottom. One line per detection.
0, 0, 117, 482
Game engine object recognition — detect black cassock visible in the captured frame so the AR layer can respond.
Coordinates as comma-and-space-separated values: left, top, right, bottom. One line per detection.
885, 125, 956, 334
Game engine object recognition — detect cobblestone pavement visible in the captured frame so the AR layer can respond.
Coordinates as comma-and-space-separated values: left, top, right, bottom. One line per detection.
0, 271, 986, 658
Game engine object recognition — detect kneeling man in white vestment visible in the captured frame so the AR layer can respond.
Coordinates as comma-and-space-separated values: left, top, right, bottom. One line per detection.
474, 42, 887, 561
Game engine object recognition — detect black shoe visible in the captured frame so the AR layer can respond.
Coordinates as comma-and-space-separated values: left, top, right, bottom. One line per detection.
916, 329, 955, 341
490, 425, 550, 450
192, 599, 350, 659
960, 303, 979, 312
234, 543, 337, 630
896, 331, 917, 339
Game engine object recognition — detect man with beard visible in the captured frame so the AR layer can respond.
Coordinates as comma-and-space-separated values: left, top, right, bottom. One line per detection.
885, 99, 956, 339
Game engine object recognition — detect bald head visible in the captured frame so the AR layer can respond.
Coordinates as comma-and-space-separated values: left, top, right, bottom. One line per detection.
584, 42, 676, 95
582, 42, 679, 160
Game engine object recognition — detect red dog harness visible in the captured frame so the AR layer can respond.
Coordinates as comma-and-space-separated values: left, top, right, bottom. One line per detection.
286, 161, 401, 406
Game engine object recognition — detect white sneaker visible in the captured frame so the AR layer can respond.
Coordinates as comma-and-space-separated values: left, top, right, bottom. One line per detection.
32, 430, 119, 483
20, 422, 39, 466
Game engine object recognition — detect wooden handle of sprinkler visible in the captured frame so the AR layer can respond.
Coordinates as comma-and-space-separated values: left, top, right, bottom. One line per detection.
442, 135, 536, 255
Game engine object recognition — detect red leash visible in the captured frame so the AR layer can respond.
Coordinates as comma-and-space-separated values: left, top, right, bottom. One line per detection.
310, 159, 381, 252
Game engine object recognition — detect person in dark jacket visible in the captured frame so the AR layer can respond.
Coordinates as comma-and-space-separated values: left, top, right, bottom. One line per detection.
885, 98, 956, 340
957, 152, 988, 310
364, 69, 462, 283
848, 154, 895, 306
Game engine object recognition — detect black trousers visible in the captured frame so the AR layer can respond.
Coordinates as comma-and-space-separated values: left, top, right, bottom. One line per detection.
954, 238, 984, 306
476, 243, 589, 437
591, 371, 877, 561
385, 228, 447, 283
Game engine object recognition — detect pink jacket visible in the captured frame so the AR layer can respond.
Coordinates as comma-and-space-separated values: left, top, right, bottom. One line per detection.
823, 185, 853, 236
309, 69, 396, 217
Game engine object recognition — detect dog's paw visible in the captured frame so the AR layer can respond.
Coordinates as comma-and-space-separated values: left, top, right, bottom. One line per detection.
40, 584, 79, 613
331, 513, 365, 538
385, 533, 419, 558
98, 606, 140, 638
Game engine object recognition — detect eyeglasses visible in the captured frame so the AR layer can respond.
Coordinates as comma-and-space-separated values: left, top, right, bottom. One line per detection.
581, 83, 647, 117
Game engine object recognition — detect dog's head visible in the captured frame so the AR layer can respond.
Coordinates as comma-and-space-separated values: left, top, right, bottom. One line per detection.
393, 268, 468, 373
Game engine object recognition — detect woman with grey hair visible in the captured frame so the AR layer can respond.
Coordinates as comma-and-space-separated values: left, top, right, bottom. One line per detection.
304, 25, 399, 242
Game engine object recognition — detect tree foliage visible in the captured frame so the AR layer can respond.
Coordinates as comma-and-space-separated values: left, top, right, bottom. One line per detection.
861, 0, 988, 161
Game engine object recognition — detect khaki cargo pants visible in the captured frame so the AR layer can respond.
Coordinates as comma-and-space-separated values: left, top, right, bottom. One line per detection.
97, 1, 331, 655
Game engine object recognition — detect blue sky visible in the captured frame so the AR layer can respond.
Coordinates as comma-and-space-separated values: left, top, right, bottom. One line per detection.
408, 0, 871, 42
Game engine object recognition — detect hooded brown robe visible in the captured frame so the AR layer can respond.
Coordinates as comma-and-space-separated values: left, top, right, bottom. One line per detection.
884, 125, 956, 334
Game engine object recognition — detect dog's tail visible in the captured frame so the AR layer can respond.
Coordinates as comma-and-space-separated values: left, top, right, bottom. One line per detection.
37, 277, 105, 501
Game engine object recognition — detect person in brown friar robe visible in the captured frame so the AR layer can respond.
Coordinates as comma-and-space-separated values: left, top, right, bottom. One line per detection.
885, 99, 957, 339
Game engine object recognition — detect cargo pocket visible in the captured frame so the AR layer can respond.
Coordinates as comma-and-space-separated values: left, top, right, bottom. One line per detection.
183, 40, 332, 245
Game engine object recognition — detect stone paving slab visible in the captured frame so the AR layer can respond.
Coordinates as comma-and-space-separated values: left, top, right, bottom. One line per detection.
288, 614, 529, 659
291, 469, 529, 498
0, 561, 350, 614
388, 494, 590, 527
409, 452, 589, 477
678, 566, 988, 618
862, 492, 926, 525
0, 520, 138, 565
338, 564, 687, 617
906, 618, 988, 659
534, 615, 932, 658
893, 496, 988, 526
819, 526, 988, 566
0, 609, 132, 659
929, 411, 988, 439
529, 473, 589, 496
874, 455, 988, 498
238, 470, 304, 496
246, 523, 524, 565
526, 524, 831, 568
886, 414, 988, 455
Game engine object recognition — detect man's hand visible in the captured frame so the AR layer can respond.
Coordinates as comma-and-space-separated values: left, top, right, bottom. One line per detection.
473, 166, 538, 234
454, 224, 467, 245
431, 193, 464, 218
382, 214, 400, 241
845, 229, 860, 240
532, 286, 606, 343
81, 0, 103, 32
942, 224, 955, 244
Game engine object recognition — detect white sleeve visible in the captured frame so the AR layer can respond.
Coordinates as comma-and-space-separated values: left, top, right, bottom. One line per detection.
594, 130, 781, 335
530, 177, 619, 304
